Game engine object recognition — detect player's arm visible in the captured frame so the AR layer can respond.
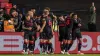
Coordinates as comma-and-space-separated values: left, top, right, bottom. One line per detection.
40, 18, 46, 32
22, 21, 29, 30
78, 18, 82, 27
51, 23, 54, 34
35, 21, 40, 31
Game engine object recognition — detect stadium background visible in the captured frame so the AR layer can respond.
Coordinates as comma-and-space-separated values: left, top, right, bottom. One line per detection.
9, 0, 100, 31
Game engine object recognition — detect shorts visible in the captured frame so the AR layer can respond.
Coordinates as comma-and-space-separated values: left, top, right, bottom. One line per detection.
64, 29, 72, 40
59, 26, 66, 42
40, 32, 46, 39
72, 29, 82, 40
24, 30, 36, 41
40, 27, 53, 39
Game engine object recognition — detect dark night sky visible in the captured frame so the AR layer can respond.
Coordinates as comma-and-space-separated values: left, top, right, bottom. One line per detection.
9, 0, 100, 11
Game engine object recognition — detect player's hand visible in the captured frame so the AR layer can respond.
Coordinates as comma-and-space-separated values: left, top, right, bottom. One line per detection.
78, 23, 82, 27
40, 29, 43, 33
43, 14, 48, 17
59, 17, 64, 21
37, 25, 41, 31
53, 15, 57, 19
28, 27, 32, 30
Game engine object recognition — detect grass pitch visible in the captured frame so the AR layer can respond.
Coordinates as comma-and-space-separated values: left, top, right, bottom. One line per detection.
0, 54, 100, 56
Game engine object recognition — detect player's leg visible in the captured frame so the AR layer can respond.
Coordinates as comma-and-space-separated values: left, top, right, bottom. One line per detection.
61, 39, 66, 54
64, 39, 68, 53
64, 31, 77, 55
66, 31, 72, 55
28, 33, 35, 54
29, 40, 34, 54
24, 39, 29, 52
23, 33, 29, 54
77, 32, 84, 55
47, 38, 54, 54
59, 31, 64, 52
42, 32, 48, 54
59, 27, 66, 54
47, 30, 54, 54
64, 30, 69, 54
43, 39, 48, 54
32, 32, 37, 53
68, 31, 77, 51
40, 32, 45, 54
60, 38, 64, 54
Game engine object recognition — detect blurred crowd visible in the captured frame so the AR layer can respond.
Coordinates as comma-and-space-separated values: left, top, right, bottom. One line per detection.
0, 4, 57, 32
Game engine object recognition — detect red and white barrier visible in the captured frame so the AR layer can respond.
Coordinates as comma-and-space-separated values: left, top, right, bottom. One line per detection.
0, 32, 23, 54
0, 32, 100, 54
34, 32, 100, 54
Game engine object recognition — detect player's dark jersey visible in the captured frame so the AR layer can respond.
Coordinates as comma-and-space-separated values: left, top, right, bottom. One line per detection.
40, 15, 53, 39
23, 19, 34, 31
72, 18, 81, 30
65, 16, 73, 31
32, 18, 36, 23
24, 19, 33, 27
58, 18, 66, 41
64, 16, 73, 40
41, 16, 52, 29
36, 18, 41, 25
32, 18, 37, 30
72, 18, 82, 40
58, 19, 66, 27
45, 16, 52, 28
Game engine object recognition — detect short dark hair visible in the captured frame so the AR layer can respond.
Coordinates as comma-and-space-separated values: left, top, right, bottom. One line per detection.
72, 13, 77, 18
44, 7, 50, 11
25, 14, 30, 18
72, 13, 77, 16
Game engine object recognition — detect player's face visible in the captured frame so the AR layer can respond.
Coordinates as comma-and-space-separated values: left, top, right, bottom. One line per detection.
92, 2, 94, 6
13, 5, 17, 9
31, 9, 36, 13
28, 11, 33, 18
43, 9, 49, 15
26, 16, 31, 21
12, 11, 17, 17
73, 15, 78, 19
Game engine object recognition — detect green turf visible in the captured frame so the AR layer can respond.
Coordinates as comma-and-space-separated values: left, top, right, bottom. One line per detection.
0, 54, 100, 56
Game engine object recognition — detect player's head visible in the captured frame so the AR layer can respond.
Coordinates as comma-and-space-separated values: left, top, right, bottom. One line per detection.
92, 2, 94, 6
31, 8, 36, 14
27, 11, 33, 18
26, 14, 31, 21
43, 7, 50, 15
72, 14, 78, 19
13, 4, 17, 9
44, 7, 50, 11
70, 12, 74, 18
11, 10, 18, 17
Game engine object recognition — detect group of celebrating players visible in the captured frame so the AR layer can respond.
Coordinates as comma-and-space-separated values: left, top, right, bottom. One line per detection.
22, 7, 84, 55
